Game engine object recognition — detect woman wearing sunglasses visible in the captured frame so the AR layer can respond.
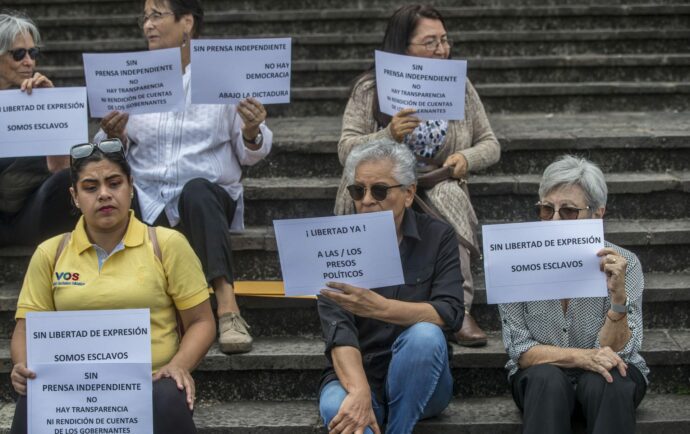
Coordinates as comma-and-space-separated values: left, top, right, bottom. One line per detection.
95, 0, 273, 354
498, 155, 647, 434
0, 11, 77, 246
318, 140, 464, 434
9, 139, 216, 434
334, 4, 500, 347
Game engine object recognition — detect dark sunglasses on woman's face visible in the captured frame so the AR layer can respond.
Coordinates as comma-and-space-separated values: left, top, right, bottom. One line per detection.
347, 183, 403, 202
70, 139, 125, 161
535, 202, 590, 220
7, 47, 40, 62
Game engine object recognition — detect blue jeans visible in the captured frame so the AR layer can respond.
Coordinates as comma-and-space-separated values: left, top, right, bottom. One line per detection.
319, 322, 453, 434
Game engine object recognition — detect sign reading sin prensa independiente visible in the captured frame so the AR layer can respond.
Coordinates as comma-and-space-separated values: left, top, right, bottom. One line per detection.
482, 219, 607, 304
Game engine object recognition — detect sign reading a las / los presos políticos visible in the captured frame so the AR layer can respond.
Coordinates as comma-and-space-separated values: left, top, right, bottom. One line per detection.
273, 211, 404, 297
82, 47, 184, 117
0, 87, 88, 157
375, 50, 467, 121
482, 220, 607, 304
27, 309, 153, 434
190, 38, 291, 105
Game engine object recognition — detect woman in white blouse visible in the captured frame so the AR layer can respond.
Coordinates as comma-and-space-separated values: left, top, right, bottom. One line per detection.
96, 0, 272, 354
498, 155, 647, 434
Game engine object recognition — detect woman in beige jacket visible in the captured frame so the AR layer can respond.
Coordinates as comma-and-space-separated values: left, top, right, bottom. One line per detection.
334, 4, 500, 346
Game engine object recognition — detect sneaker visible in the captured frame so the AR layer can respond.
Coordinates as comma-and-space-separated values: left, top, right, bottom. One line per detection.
218, 312, 253, 354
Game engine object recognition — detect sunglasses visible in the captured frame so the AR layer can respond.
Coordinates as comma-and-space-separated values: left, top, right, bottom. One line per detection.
347, 183, 403, 202
7, 47, 40, 62
70, 139, 125, 161
535, 202, 591, 220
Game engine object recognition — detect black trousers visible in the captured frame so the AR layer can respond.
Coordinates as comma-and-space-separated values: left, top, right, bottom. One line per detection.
511, 363, 647, 434
0, 169, 77, 247
11, 377, 196, 433
133, 178, 237, 285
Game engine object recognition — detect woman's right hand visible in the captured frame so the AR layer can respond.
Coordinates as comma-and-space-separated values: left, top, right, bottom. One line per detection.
10, 362, 35, 395
328, 390, 380, 434
389, 108, 421, 143
577, 347, 627, 383
100, 111, 130, 144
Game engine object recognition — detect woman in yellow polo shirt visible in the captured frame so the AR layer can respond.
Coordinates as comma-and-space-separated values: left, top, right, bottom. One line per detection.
9, 138, 216, 434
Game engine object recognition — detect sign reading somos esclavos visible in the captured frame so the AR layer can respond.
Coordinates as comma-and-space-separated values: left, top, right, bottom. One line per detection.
482, 220, 607, 304
26, 309, 153, 434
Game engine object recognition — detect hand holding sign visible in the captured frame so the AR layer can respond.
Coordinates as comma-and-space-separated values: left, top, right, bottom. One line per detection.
389, 108, 421, 142
320, 282, 388, 317
597, 248, 628, 304
20, 72, 53, 94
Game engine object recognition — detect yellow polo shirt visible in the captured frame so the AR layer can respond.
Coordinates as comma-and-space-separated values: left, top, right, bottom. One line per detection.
16, 212, 210, 372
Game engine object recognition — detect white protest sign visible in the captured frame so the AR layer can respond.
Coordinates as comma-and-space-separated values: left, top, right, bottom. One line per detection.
0, 87, 88, 157
273, 211, 404, 297
83, 48, 184, 117
482, 220, 607, 304
375, 50, 466, 121
27, 309, 152, 434
191, 38, 291, 105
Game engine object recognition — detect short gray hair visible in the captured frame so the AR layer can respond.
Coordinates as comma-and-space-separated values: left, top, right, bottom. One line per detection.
0, 11, 40, 56
344, 139, 417, 186
539, 155, 608, 208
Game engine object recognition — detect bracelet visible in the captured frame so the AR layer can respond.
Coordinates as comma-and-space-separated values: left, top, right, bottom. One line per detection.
606, 310, 627, 322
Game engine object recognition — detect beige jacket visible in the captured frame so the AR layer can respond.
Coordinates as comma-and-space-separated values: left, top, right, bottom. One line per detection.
334, 75, 500, 248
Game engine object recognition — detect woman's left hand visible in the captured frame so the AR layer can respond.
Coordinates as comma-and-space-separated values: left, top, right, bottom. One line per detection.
20, 72, 54, 95
152, 363, 196, 410
442, 152, 469, 179
320, 282, 387, 318
597, 248, 628, 304
238, 97, 267, 141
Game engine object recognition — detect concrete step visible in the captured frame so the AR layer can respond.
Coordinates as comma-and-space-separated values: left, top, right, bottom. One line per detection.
28, 5, 690, 40
43, 54, 690, 88
0, 330, 687, 400
33, 29, 690, 67
0, 394, 687, 432
1, 220, 689, 286
0, 272, 688, 338
250, 112, 690, 178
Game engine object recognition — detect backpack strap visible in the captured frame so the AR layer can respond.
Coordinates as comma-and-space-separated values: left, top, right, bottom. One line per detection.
147, 226, 162, 262
53, 232, 72, 270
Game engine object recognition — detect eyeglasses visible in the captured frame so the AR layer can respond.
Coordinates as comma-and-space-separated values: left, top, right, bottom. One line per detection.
138, 11, 174, 28
7, 47, 40, 62
535, 202, 591, 220
409, 37, 452, 52
347, 184, 403, 201
70, 139, 125, 161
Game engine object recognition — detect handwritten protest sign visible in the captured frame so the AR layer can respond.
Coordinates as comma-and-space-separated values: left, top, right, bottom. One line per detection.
273, 211, 404, 296
83, 48, 184, 117
27, 309, 153, 434
482, 220, 607, 304
375, 50, 467, 120
0, 87, 88, 157
191, 38, 291, 105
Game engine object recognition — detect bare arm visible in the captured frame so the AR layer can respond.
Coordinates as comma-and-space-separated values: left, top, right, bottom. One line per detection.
10, 319, 36, 395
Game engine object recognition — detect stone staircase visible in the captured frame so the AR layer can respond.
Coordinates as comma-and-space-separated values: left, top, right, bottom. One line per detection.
1, 0, 689, 431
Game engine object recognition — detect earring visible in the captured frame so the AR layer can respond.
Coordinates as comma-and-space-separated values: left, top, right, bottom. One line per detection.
130, 192, 134, 199
181, 32, 189, 48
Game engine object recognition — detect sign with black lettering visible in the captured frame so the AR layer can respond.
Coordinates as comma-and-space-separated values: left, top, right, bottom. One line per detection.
190, 38, 291, 105
273, 211, 404, 296
26, 309, 152, 433
83, 48, 184, 117
0, 87, 88, 157
482, 220, 607, 304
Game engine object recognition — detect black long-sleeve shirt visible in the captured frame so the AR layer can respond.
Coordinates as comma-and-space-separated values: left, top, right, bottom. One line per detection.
317, 208, 465, 399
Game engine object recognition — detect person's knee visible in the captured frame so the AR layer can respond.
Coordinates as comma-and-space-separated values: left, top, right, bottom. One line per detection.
180, 178, 215, 203
578, 369, 635, 400
153, 378, 190, 416
319, 381, 348, 425
393, 322, 446, 357
522, 364, 570, 394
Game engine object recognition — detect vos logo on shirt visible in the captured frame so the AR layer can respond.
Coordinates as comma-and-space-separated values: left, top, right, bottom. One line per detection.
53, 271, 85, 287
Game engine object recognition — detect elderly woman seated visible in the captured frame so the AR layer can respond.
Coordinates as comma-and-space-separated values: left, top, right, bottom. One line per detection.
499, 155, 648, 434
317, 139, 464, 434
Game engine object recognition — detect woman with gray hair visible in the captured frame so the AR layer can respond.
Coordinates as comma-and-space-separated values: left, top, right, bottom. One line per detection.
498, 155, 648, 434
0, 10, 76, 246
318, 139, 464, 434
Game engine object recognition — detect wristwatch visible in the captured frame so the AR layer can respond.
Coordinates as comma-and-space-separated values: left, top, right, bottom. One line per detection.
611, 297, 629, 313
243, 132, 263, 146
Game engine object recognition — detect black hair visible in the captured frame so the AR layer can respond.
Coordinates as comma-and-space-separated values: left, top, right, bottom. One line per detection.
149, 0, 204, 37
353, 4, 447, 127
70, 148, 132, 188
